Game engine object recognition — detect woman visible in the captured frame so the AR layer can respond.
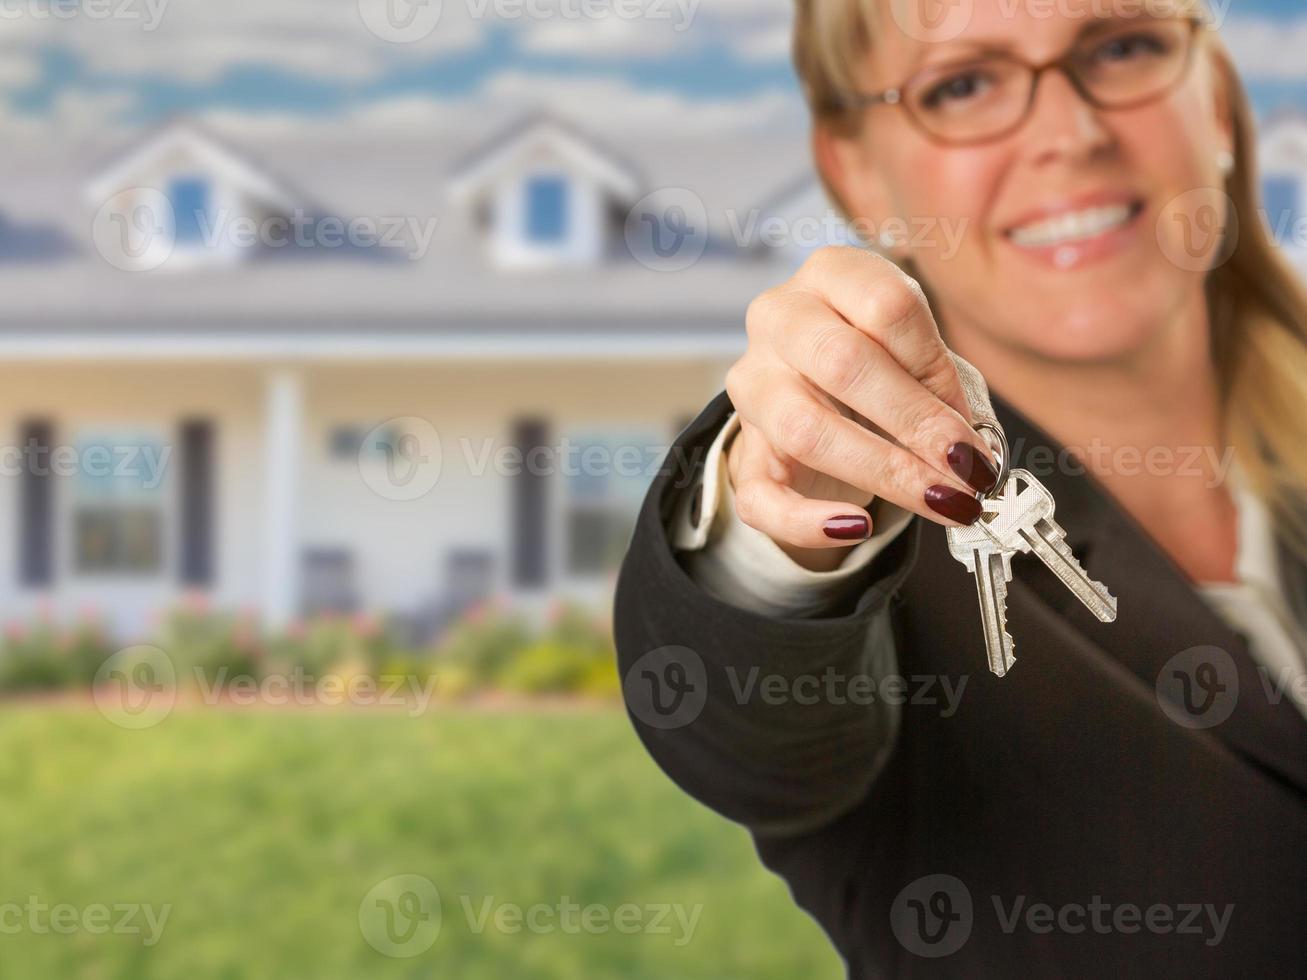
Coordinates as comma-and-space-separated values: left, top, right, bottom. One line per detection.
614, 0, 1307, 975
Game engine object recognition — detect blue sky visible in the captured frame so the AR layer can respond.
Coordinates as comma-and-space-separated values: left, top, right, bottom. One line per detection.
6, 0, 1307, 136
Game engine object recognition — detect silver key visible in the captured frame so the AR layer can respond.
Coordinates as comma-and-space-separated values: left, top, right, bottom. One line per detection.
998, 470, 1118, 624
947, 498, 1019, 677
948, 469, 1118, 677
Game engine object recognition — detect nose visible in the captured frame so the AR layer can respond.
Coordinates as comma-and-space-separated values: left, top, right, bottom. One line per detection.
1020, 67, 1116, 166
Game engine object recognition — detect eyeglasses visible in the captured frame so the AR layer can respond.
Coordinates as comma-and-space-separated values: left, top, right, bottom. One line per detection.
827, 16, 1205, 146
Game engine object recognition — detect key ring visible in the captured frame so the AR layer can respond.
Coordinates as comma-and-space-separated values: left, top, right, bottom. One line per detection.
974, 421, 1009, 498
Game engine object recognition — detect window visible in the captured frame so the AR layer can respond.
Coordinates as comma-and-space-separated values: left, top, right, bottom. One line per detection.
1262, 175, 1300, 244
168, 176, 211, 245
329, 423, 401, 461
525, 176, 568, 243
328, 425, 365, 460
564, 430, 660, 576
72, 432, 167, 574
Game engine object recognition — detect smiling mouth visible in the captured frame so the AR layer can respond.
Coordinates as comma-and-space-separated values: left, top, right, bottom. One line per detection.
1005, 200, 1145, 250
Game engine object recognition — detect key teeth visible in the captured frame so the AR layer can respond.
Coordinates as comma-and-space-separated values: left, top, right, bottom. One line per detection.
1028, 524, 1119, 622
990, 631, 1015, 677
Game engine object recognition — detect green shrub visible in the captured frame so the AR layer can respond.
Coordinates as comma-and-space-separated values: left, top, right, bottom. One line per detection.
0, 615, 113, 693
0, 635, 72, 692
497, 641, 594, 694
156, 604, 263, 690
435, 602, 533, 685
266, 613, 402, 680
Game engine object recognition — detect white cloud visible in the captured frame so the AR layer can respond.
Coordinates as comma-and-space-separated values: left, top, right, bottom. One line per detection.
478, 70, 804, 135
520, 18, 686, 57
0, 51, 42, 90
52, 0, 483, 83
514, 1, 794, 62
1219, 16, 1307, 81
178, 70, 805, 143
731, 23, 790, 62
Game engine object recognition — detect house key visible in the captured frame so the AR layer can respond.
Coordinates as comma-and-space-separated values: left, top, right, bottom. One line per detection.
945, 355, 1118, 677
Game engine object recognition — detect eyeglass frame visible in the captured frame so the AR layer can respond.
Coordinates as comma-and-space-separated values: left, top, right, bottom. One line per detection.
824, 15, 1207, 146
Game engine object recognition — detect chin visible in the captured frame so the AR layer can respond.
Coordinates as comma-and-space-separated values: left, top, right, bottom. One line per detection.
1002, 295, 1171, 364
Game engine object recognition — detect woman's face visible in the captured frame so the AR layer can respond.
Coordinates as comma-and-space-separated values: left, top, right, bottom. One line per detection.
827, 0, 1233, 363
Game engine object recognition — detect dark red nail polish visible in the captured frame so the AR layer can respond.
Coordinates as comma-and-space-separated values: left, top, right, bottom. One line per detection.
947, 441, 1000, 495
823, 515, 870, 540
925, 485, 983, 525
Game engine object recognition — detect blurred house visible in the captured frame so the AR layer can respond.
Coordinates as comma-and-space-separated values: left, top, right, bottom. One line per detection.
1260, 109, 1307, 275
0, 112, 814, 639
0, 107, 1302, 641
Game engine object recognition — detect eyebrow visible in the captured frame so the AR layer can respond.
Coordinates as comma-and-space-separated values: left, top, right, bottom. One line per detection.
898, 10, 1181, 74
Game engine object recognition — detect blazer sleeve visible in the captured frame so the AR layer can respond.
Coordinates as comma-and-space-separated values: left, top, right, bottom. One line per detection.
614, 391, 921, 838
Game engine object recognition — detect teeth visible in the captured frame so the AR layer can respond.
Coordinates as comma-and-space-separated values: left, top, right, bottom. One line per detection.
1009, 204, 1135, 249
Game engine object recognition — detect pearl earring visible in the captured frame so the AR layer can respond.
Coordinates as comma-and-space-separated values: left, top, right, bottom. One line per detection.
1216, 149, 1235, 177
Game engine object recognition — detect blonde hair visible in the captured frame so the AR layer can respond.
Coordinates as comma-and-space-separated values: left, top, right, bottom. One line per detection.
793, 0, 1307, 556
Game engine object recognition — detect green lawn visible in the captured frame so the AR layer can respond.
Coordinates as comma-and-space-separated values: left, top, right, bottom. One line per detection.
0, 704, 842, 979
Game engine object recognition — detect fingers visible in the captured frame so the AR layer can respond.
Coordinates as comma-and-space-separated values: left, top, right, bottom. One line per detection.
763, 291, 999, 495
732, 370, 984, 529
789, 247, 973, 423
733, 467, 874, 552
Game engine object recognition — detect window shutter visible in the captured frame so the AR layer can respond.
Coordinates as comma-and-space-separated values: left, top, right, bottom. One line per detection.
511, 417, 549, 588
18, 419, 54, 586
179, 419, 215, 586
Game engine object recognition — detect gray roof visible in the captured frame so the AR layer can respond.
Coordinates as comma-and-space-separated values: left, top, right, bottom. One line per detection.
0, 116, 818, 339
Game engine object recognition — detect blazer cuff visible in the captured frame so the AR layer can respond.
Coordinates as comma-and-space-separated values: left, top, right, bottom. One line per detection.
672, 411, 916, 618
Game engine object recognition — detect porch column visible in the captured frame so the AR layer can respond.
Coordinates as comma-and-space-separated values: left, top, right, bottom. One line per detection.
263, 370, 303, 631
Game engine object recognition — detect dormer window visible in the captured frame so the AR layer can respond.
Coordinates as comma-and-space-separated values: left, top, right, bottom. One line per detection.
448, 113, 641, 270
86, 121, 302, 272
169, 176, 213, 246
525, 175, 569, 244
1263, 174, 1301, 240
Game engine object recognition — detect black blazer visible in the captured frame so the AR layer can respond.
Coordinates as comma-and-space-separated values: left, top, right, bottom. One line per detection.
615, 391, 1307, 978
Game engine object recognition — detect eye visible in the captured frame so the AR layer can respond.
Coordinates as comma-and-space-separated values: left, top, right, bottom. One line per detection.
919, 70, 993, 110
1090, 29, 1170, 64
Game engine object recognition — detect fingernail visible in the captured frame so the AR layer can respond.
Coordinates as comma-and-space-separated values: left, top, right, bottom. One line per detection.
947, 441, 1000, 495
823, 515, 870, 540
925, 485, 983, 525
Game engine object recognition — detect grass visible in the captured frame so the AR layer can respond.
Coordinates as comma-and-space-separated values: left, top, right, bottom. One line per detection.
0, 704, 843, 980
